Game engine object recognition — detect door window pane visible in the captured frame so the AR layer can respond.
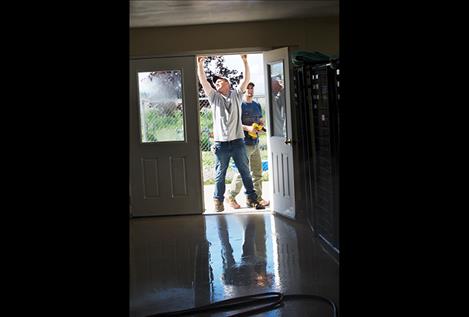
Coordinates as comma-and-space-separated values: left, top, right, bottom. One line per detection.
137, 70, 185, 143
268, 62, 287, 137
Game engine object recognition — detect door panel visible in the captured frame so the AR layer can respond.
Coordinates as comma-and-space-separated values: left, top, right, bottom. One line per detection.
130, 56, 203, 216
264, 48, 295, 219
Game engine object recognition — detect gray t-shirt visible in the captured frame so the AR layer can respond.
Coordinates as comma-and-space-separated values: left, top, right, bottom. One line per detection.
208, 89, 245, 141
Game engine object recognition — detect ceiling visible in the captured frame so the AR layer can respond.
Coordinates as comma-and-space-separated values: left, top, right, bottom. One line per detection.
130, 0, 339, 28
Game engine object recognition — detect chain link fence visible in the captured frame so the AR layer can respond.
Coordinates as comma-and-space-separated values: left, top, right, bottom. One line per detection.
141, 99, 184, 142
199, 96, 269, 185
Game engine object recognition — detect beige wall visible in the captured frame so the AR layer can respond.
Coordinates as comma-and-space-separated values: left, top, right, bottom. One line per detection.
130, 17, 339, 58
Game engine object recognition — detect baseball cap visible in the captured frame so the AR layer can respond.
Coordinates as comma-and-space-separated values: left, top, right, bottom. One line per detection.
212, 74, 230, 85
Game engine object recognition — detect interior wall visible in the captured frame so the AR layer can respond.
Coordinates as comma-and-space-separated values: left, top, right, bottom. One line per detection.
130, 17, 339, 57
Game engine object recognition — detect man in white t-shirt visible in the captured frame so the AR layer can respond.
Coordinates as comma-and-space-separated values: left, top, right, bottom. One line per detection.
197, 55, 264, 212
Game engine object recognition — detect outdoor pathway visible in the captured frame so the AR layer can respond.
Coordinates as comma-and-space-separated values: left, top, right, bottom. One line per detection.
204, 181, 271, 213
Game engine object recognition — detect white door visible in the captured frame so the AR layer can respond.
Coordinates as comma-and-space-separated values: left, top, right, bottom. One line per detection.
264, 47, 296, 219
130, 56, 203, 216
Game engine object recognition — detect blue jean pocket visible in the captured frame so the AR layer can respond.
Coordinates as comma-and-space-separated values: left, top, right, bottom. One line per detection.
212, 142, 222, 154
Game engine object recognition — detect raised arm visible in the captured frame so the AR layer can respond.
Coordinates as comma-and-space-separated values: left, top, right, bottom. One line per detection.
238, 54, 251, 93
196, 56, 215, 97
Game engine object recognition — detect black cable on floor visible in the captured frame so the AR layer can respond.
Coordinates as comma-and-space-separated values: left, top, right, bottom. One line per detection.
147, 292, 282, 316
146, 291, 337, 317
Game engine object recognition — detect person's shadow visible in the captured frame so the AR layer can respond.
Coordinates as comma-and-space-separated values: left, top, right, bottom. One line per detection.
216, 215, 272, 288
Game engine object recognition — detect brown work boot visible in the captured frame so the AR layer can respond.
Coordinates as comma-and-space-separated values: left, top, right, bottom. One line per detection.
213, 199, 224, 212
258, 199, 270, 207
246, 198, 265, 210
228, 197, 241, 209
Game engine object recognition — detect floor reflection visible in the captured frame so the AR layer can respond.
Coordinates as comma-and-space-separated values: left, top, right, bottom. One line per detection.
208, 214, 274, 299
129, 213, 338, 317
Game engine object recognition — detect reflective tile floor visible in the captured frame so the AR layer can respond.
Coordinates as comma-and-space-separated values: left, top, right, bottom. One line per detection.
130, 212, 339, 316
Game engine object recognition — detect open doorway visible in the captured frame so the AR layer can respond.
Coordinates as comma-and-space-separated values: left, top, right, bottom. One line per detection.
198, 53, 271, 213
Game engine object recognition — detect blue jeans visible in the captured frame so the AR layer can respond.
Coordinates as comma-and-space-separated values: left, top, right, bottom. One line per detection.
213, 138, 258, 202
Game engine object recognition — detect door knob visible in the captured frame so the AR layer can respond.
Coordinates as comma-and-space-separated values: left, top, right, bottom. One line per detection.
284, 138, 292, 144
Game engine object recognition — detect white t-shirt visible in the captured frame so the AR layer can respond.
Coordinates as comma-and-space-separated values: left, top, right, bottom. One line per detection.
208, 89, 245, 142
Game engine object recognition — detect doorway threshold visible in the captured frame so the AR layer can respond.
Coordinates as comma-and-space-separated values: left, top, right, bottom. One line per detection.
204, 208, 272, 215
